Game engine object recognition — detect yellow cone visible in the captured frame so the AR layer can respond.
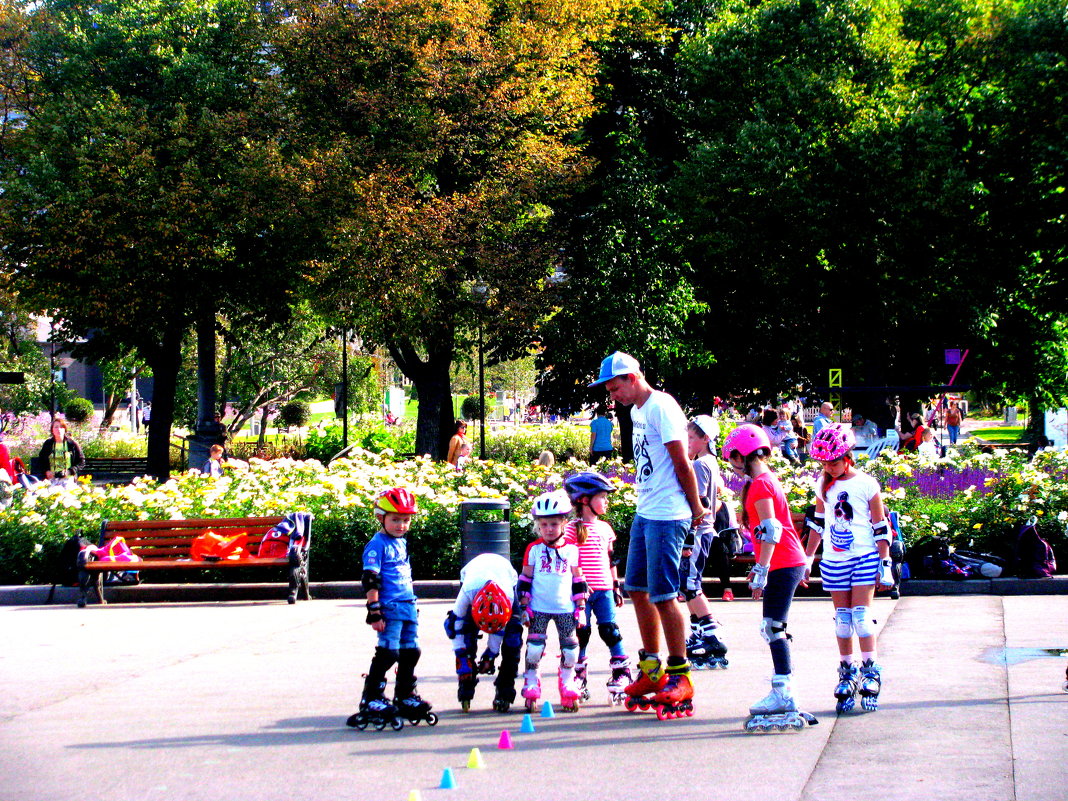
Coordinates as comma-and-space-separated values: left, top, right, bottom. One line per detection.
408, 791, 422, 801
466, 747, 486, 769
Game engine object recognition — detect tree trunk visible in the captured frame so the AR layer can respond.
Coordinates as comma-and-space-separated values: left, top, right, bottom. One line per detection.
143, 326, 184, 481
388, 336, 454, 460
617, 402, 634, 463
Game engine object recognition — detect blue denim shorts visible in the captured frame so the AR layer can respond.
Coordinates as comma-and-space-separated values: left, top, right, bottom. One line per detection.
377, 599, 419, 650
624, 515, 689, 603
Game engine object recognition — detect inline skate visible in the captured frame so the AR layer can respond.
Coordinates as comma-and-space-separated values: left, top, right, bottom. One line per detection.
493, 681, 516, 713
857, 658, 882, 711
394, 680, 438, 727
573, 656, 591, 701
606, 655, 633, 705
649, 664, 694, 720
347, 681, 403, 731
456, 654, 478, 713
744, 674, 818, 733
688, 620, 729, 669
558, 673, 582, 713
834, 661, 859, 714
521, 672, 542, 712
623, 651, 667, 713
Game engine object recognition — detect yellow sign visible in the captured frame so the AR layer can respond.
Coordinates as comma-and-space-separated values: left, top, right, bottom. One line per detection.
828, 368, 842, 388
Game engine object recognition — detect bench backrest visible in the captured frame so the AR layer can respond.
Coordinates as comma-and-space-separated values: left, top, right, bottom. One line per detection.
100, 516, 288, 560
85, 458, 149, 468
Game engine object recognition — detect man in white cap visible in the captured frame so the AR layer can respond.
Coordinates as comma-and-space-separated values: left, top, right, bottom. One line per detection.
589, 351, 707, 713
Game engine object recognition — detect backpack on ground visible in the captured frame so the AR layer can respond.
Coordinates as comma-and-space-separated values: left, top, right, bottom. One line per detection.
46, 535, 94, 603
1014, 518, 1056, 579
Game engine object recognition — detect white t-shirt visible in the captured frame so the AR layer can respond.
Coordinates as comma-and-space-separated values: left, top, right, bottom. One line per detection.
449, 553, 518, 653
526, 541, 580, 614
819, 472, 881, 561
631, 390, 690, 521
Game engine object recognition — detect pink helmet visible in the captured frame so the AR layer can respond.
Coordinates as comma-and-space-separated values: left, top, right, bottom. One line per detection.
810, 423, 855, 462
721, 423, 771, 461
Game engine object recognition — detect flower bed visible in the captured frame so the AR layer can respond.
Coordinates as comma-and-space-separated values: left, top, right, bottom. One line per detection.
1, 438, 1066, 585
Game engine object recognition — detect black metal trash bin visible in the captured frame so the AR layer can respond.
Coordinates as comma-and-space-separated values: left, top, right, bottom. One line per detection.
459, 499, 511, 566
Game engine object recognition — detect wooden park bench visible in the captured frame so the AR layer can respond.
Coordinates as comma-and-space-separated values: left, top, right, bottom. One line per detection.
77, 515, 312, 607
82, 457, 150, 483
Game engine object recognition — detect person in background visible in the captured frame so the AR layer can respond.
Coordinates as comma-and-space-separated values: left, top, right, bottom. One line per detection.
589, 404, 616, 462
0, 409, 13, 484
945, 400, 963, 445
812, 402, 834, 437
447, 420, 469, 466
850, 414, 879, 450
39, 417, 84, 480
202, 444, 225, 477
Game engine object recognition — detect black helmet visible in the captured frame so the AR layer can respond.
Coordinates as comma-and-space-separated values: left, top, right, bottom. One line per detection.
563, 471, 616, 504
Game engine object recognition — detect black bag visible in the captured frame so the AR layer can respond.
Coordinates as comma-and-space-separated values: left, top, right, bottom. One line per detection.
1014, 519, 1056, 578
46, 535, 94, 603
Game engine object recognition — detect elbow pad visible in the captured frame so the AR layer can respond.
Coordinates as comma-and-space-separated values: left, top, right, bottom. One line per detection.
571, 580, 588, 603
361, 569, 382, 592
872, 520, 891, 544
806, 513, 825, 536
444, 610, 462, 640
754, 519, 783, 545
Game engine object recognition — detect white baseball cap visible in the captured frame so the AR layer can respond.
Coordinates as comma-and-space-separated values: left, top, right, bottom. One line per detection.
589, 352, 641, 387
691, 414, 720, 441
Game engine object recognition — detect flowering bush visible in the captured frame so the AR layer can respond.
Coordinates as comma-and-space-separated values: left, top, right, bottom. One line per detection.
2, 440, 1066, 585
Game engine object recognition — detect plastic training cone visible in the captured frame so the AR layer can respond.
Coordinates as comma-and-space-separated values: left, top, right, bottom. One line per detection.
520, 714, 536, 733
497, 730, 514, 750
440, 768, 457, 789
467, 747, 486, 769
540, 700, 555, 718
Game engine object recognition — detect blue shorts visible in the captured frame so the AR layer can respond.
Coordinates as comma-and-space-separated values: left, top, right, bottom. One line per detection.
378, 599, 419, 650
820, 551, 880, 592
624, 515, 688, 604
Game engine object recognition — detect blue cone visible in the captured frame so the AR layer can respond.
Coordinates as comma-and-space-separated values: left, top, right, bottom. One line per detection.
440, 768, 456, 790
540, 701, 555, 719
520, 714, 536, 733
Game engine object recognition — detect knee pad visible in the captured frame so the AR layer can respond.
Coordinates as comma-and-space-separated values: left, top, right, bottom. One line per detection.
759, 618, 789, 644
681, 586, 702, 602
597, 622, 623, 648
525, 633, 546, 667
560, 644, 579, 669
502, 619, 524, 652
852, 606, 875, 639
835, 608, 854, 639
368, 646, 399, 680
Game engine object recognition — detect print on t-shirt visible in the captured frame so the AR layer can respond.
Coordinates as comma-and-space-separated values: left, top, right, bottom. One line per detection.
633, 421, 652, 484
829, 491, 855, 552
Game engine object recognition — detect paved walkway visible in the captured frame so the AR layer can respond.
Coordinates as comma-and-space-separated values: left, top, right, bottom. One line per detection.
2, 594, 1066, 801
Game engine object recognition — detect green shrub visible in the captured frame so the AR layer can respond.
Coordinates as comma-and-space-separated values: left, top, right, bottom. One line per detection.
278, 400, 311, 428
461, 395, 481, 421
64, 397, 95, 423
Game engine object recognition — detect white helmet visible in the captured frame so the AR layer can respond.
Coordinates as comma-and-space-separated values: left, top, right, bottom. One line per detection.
531, 490, 573, 519
691, 414, 720, 442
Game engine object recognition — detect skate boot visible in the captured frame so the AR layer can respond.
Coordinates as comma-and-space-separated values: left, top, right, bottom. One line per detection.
395, 682, 439, 727
623, 650, 667, 713
493, 681, 517, 713
347, 681, 403, 731
857, 659, 882, 712
573, 656, 591, 701
834, 661, 859, 714
477, 649, 497, 675
688, 620, 729, 669
558, 672, 582, 713
744, 674, 818, 733
456, 654, 478, 713
649, 662, 695, 720
606, 655, 633, 705
521, 671, 542, 713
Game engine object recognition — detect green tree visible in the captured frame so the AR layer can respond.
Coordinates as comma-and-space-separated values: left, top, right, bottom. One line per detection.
0, 0, 306, 478
273, 0, 638, 459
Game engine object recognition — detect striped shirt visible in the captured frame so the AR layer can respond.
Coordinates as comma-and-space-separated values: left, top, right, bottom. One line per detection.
564, 519, 616, 591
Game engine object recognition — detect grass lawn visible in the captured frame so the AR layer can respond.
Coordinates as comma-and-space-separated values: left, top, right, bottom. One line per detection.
971, 426, 1027, 444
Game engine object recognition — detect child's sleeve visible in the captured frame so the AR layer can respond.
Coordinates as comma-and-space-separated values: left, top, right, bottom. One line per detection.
362, 538, 382, 574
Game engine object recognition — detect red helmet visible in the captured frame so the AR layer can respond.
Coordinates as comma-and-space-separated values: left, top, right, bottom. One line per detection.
472, 581, 513, 633
375, 487, 418, 517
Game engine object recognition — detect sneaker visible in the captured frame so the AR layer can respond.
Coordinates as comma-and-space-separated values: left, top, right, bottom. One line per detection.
722, 589, 734, 602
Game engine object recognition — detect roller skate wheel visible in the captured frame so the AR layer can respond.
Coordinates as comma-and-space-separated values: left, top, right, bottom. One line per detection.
373, 719, 386, 731
792, 719, 805, 730
1063, 681, 1068, 693
624, 697, 639, 712
356, 720, 368, 731
525, 698, 536, 713
460, 700, 472, 713
390, 717, 404, 731
425, 712, 439, 725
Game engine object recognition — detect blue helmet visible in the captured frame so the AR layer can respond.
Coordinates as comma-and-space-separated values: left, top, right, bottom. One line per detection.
563, 471, 616, 504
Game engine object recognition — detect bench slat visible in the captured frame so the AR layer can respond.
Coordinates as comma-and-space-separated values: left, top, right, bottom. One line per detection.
105, 532, 273, 546
103, 517, 283, 532
85, 557, 291, 571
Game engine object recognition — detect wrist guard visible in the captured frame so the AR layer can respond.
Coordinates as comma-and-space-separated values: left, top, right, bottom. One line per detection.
872, 520, 891, 544
517, 575, 532, 598
612, 581, 624, 605
366, 600, 383, 625
749, 563, 769, 591
807, 513, 825, 536
361, 569, 381, 592
571, 580, 588, 604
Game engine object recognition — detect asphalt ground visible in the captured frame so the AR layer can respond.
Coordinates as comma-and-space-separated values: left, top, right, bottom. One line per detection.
2, 593, 1067, 801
